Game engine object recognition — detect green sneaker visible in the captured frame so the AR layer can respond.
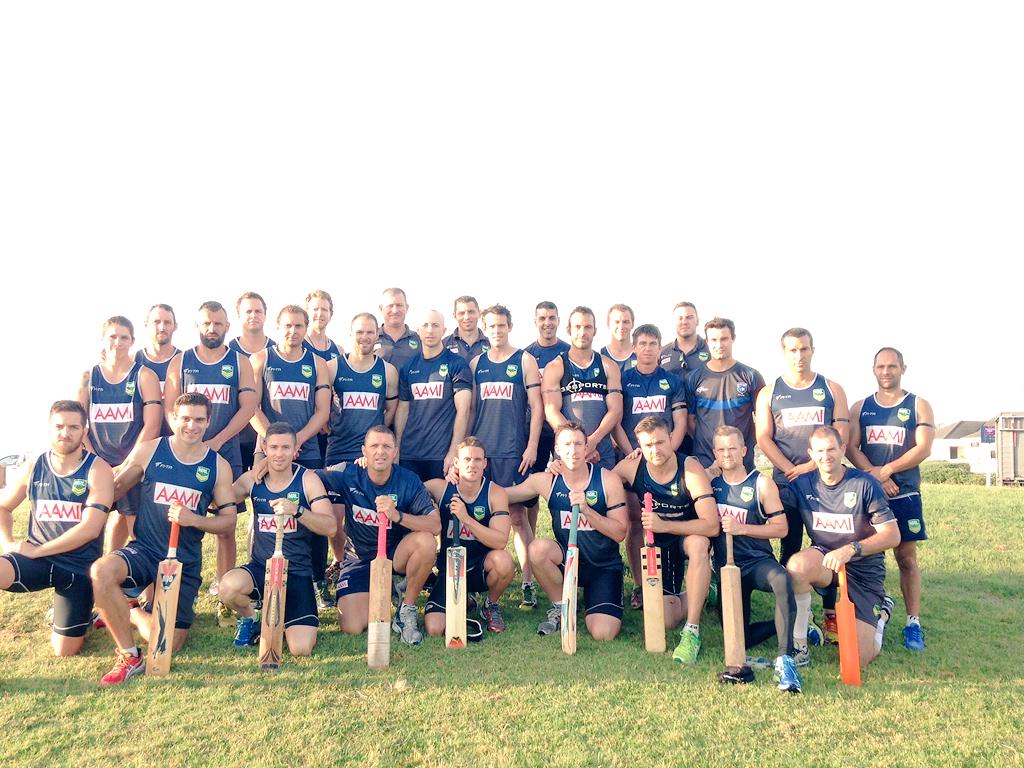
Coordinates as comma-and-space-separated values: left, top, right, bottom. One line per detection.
705, 573, 719, 611
672, 627, 701, 665
519, 582, 538, 610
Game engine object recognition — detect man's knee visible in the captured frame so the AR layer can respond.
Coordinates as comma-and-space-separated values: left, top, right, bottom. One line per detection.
587, 616, 621, 641
91, 555, 125, 589
51, 633, 85, 657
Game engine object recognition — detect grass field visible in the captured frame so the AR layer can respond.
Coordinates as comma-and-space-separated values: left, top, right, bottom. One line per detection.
2, 484, 1023, 768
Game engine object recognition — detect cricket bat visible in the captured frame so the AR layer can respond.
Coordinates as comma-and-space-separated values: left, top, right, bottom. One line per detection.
721, 532, 746, 668
259, 512, 289, 671
367, 511, 392, 669
640, 492, 666, 652
837, 564, 861, 686
561, 503, 580, 655
147, 522, 182, 676
445, 505, 467, 648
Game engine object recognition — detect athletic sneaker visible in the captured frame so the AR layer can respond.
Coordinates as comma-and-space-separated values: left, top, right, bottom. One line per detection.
745, 655, 773, 670
480, 599, 507, 633
314, 580, 332, 612
537, 605, 561, 635
208, 579, 219, 597
324, 559, 342, 584
630, 586, 643, 610
880, 595, 895, 623
92, 611, 106, 630
705, 573, 719, 611
99, 649, 145, 686
672, 627, 701, 665
233, 612, 261, 647
807, 618, 824, 647
903, 622, 926, 652
519, 582, 538, 610
774, 654, 803, 694
823, 612, 839, 644
217, 601, 235, 628
467, 593, 479, 615
392, 603, 423, 646
792, 643, 810, 667
717, 665, 755, 684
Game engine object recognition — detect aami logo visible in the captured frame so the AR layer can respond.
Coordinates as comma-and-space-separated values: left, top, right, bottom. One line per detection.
717, 503, 747, 524
257, 514, 298, 533
352, 505, 391, 527
447, 519, 476, 542
631, 395, 667, 414
780, 406, 825, 428
865, 425, 906, 446
811, 511, 854, 533
90, 403, 133, 423
480, 382, 514, 401
342, 392, 380, 410
570, 392, 604, 403
35, 500, 83, 523
269, 381, 310, 401
153, 482, 201, 511
411, 382, 444, 400
187, 383, 232, 404
560, 510, 594, 532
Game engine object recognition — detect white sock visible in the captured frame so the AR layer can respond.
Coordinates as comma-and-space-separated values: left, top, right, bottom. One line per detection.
684, 622, 700, 636
794, 593, 812, 644
907, 615, 920, 626
123, 646, 139, 657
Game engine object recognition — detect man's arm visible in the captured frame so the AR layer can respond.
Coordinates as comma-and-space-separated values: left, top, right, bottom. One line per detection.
383, 361, 400, 427
542, 356, 567, 430
573, 469, 627, 543
445, 389, 472, 475
450, 485, 511, 551
163, 354, 185, 432
755, 383, 806, 478
76, 371, 96, 454
26, 459, 115, 558
520, 352, 544, 474
879, 397, 936, 478
294, 356, 332, 447
393, 400, 409, 461
112, 438, 159, 500
0, 461, 32, 551
376, 493, 440, 536
505, 473, 551, 505
249, 350, 271, 437
643, 457, 719, 538
720, 474, 788, 541
822, 520, 901, 572
670, 403, 688, 452
586, 357, 623, 452
136, 366, 163, 445
296, 471, 337, 537
208, 353, 259, 450
828, 379, 851, 446
172, 456, 238, 536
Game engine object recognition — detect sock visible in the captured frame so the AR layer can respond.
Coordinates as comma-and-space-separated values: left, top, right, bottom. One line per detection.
123, 646, 139, 658
875, 613, 889, 652
794, 593, 812, 645
522, 581, 533, 588
907, 615, 920, 627
684, 622, 700, 636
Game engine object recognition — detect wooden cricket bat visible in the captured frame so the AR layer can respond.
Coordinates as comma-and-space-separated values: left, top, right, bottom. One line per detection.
721, 532, 746, 668
640, 492, 666, 652
561, 503, 580, 655
367, 511, 392, 669
259, 512, 289, 671
147, 522, 182, 676
445, 506, 467, 648
837, 564, 861, 686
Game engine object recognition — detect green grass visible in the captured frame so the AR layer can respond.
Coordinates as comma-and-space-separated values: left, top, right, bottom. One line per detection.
2, 484, 1023, 767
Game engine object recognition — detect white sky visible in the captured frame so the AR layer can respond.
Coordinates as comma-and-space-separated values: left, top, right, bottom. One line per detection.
1, 3, 1021, 455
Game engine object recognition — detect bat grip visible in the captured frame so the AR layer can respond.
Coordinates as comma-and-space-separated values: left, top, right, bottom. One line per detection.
642, 492, 654, 546
726, 532, 734, 565
376, 511, 388, 559
167, 521, 181, 552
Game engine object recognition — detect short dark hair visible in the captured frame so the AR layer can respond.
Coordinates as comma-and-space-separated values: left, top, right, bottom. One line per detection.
810, 425, 844, 447
50, 400, 87, 423
351, 312, 379, 329
713, 425, 744, 444
554, 420, 587, 441
634, 415, 671, 438
607, 304, 634, 323
874, 346, 905, 367
704, 317, 736, 338
632, 324, 661, 343
265, 421, 297, 442
364, 424, 396, 443
172, 392, 210, 416
535, 301, 558, 314
102, 316, 134, 338
146, 304, 177, 324
198, 300, 226, 315
277, 305, 309, 325
567, 306, 595, 324
453, 296, 479, 312
457, 436, 487, 455
236, 292, 267, 313
781, 327, 813, 347
482, 304, 512, 325
673, 301, 697, 314
380, 287, 407, 303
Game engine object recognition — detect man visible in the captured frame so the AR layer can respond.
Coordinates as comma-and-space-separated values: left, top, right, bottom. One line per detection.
686, 318, 765, 473
847, 347, 934, 651
442, 295, 490, 362
468, 304, 543, 604
303, 289, 343, 364
318, 426, 440, 645
659, 301, 710, 375
542, 306, 623, 470
711, 426, 801, 692
164, 300, 258, 610
599, 304, 638, 371
609, 325, 686, 610
219, 422, 336, 655
784, 426, 901, 668
376, 287, 420, 371
394, 309, 472, 482
424, 437, 514, 635
90, 393, 237, 684
229, 291, 275, 475
610, 416, 718, 663
0, 401, 114, 656
135, 303, 181, 436
519, 301, 571, 608
505, 421, 628, 642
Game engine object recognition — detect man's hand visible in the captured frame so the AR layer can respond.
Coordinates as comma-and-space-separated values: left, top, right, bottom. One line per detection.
443, 450, 457, 477
641, 506, 667, 534
518, 446, 538, 476
168, 503, 201, 528
375, 495, 399, 524
785, 461, 815, 481
206, 436, 225, 453
252, 457, 271, 482
720, 515, 743, 536
704, 462, 722, 480
822, 544, 855, 573
449, 495, 470, 524
271, 497, 299, 518
5, 540, 38, 557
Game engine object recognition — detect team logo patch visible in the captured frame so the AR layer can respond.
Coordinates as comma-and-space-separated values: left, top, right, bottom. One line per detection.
482, 344, 490, 352
908, 518, 922, 534
585, 490, 599, 506
843, 491, 857, 509
438, 363, 449, 377
669, 482, 679, 497
473, 505, 486, 521
506, 364, 518, 378
409, 340, 419, 349
125, 381, 136, 396
389, 494, 398, 505
873, 603, 882, 617
897, 407, 911, 422
221, 364, 234, 379
629, 359, 637, 369
71, 479, 88, 496
736, 383, 748, 395
371, 374, 383, 388
287, 492, 300, 504
698, 351, 710, 362
740, 486, 754, 503
301, 365, 313, 379
592, 368, 600, 376
812, 388, 826, 402
196, 466, 210, 483
659, 379, 670, 391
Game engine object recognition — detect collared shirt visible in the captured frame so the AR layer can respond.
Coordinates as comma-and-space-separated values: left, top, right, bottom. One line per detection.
376, 325, 420, 371
442, 329, 490, 362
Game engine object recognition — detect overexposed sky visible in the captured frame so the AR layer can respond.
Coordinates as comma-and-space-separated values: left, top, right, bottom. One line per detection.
1, 3, 1021, 455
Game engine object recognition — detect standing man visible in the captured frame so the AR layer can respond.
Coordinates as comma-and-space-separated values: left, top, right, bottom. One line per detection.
442, 295, 490, 362
686, 318, 765, 473
784, 427, 901, 668
135, 304, 181, 437
542, 306, 623, 470
303, 289, 343, 364
0, 401, 114, 656
599, 304, 637, 371
394, 309, 472, 482
229, 291, 275, 475
659, 301, 710, 376
90, 393, 237, 684
376, 287, 420, 372
847, 347, 934, 651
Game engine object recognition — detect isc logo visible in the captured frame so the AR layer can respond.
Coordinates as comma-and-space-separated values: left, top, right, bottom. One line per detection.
780, 406, 825, 428
154, 482, 201, 511
90, 403, 133, 423
269, 381, 310, 401
411, 382, 444, 400
811, 511, 854, 533
186, 383, 231, 404
631, 395, 667, 414
716, 503, 747, 524
35, 500, 83, 523
342, 392, 380, 410
865, 425, 906, 446
480, 382, 514, 400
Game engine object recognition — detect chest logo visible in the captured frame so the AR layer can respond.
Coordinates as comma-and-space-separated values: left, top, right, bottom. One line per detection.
301, 365, 313, 379
844, 491, 857, 509
221, 364, 234, 379
585, 490, 599, 506
196, 466, 211, 483
812, 388, 826, 402
698, 352, 710, 362
438, 363, 449, 377
287, 491, 301, 504
669, 482, 679, 497
897, 407, 911, 422
506, 364, 518, 378
740, 486, 754, 503
409, 340, 419, 349
371, 374, 383, 388
736, 383, 749, 395
125, 381, 136, 396
659, 379, 670, 391
71, 478, 88, 496
473, 505, 486, 521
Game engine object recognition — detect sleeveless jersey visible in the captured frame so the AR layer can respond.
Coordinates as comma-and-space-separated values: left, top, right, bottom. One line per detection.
250, 465, 314, 575
525, 339, 570, 442
620, 366, 686, 450
686, 362, 765, 471
136, 348, 180, 436
599, 346, 638, 372
629, 455, 695, 548
303, 337, 342, 364
28, 451, 103, 575
858, 393, 921, 497
548, 467, 622, 571
229, 336, 275, 358
180, 347, 243, 472
438, 479, 498, 565
135, 438, 219, 567
327, 355, 388, 463
659, 336, 710, 375
558, 352, 614, 467
398, 350, 472, 461
230, 336, 274, 445
471, 349, 529, 459
770, 373, 836, 469
711, 470, 774, 564
88, 360, 145, 466
261, 346, 319, 462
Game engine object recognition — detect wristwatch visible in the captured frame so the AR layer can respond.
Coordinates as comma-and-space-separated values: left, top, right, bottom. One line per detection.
849, 540, 863, 557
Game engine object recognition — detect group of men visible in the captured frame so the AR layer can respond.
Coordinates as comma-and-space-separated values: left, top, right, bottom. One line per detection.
0, 288, 933, 693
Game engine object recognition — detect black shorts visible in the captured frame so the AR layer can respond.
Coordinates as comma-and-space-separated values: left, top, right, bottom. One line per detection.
890, 494, 927, 542
240, 562, 319, 628
657, 538, 686, 597
485, 457, 527, 488
2, 553, 93, 637
334, 557, 407, 600
424, 556, 490, 614
399, 458, 445, 483
557, 549, 624, 620
114, 484, 141, 517
113, 543, 201, 630
815, 555, 887, 626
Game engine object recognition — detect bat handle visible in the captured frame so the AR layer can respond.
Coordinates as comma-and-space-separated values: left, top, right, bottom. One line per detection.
376, 511, 388, 559
643, 493, 654, 547
726, 532, 734, 566
167, 521, 181, 556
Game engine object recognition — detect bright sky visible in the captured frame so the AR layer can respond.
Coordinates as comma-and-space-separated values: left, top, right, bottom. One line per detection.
1, 3, 1021, 456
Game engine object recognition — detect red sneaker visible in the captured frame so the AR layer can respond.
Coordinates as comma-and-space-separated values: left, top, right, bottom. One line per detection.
823, 612, 839, 644
100, 649, 145, 686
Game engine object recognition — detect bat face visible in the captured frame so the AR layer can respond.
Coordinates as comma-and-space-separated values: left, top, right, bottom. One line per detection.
560, 545, 578, 655
445, 544, 467, 649
720, 562, 744, 668
259, 554, 288, 671
146, 559, 182, 677
640, 545, 666, 653
368, 513, 392, 669
837, 566, 861, 686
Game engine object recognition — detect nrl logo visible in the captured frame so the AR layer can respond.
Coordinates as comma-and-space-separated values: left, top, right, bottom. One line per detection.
592, 368, 600, 376
71, 479, 88, 496
286, 492, 300, 504
473, 505, 486, 521
585, 490, 599, 506
844, 491, 857, 509
897, 408, 911, 422
389, 494, 398, 505
669, 482, 679, 497
698, 352, 710, 362
482, 344, 490, 352
301, 365, 313, 379
629, 359, 637, 369
125, 381, 136, 396
409, 340, 419, 349
659, 379, 670, 391
736, 383, 748, 395
196, 466, 210, 483
221, 365, 234, 379
812, 388, 826, 402
371, 374, 383, 388
506, 364, 518, 378
438, 364, 449, 377
740, 486, 754, 503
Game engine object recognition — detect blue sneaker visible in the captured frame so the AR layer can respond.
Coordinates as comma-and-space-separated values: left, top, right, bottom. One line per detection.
774, 654, 803, 693
903, 622, 926, 651
807, 618, 824, 647
233, 612, 260, 648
